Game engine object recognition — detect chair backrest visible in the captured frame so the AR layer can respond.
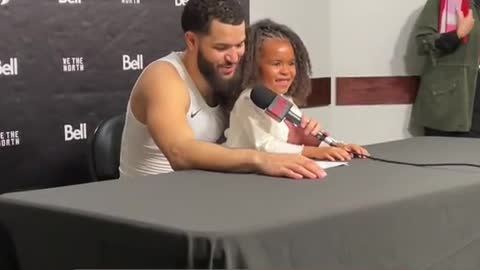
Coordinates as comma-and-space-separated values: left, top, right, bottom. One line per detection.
89, 114, 125, 181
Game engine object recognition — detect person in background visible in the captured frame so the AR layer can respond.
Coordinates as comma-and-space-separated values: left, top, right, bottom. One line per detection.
413, 0, 480, 137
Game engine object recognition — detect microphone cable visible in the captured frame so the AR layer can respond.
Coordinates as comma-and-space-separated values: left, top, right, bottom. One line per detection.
323, 140, 480, 168
341, 149, 480, 169
364, 154, 480, 168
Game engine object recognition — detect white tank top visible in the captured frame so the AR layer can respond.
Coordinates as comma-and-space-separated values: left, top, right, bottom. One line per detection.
119, 52, 226, 177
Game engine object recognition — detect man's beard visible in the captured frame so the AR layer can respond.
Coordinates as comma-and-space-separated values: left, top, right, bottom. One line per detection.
197, 50, 241, 107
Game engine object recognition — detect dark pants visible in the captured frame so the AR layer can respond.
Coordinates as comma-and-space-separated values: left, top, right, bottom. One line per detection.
424, 127, 480, 138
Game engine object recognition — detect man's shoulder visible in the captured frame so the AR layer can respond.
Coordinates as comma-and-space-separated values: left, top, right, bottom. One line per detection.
142, 51, 184, 78
137, 58, 190, 106
142, 59, 180, 81
135, 59, 185, 96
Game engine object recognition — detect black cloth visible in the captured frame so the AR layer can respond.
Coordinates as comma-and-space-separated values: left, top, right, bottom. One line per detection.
435, 31, 462, 54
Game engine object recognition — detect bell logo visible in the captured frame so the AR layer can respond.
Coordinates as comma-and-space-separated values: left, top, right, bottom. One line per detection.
0, 0, 10, 6
122, 54, 143, 71
0, 58, 18, 76
175, 0, 188, 7
64, 123, 87, 141
121, 0, 140, 4
59, 0, 81, 4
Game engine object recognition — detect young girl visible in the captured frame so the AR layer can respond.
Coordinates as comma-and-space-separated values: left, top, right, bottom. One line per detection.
224, 19, 369, 161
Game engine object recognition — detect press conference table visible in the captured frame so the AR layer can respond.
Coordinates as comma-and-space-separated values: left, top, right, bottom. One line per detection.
2, 137, 480, 270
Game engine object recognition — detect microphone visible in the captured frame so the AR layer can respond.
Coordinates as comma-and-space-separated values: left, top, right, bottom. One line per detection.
250, 85, 340, 147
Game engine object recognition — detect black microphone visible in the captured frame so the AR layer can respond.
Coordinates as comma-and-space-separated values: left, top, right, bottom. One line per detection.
250, 85, 340, 146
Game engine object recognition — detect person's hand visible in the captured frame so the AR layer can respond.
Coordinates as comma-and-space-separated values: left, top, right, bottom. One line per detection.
339, 144, 370, 158
457, 8, 474, 39
300, 115, 324, 136
255, 152, 327, 180
303, 146, 352, 162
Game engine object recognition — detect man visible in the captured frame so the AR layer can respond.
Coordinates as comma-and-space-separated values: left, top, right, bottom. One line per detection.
119, 0, 325, 179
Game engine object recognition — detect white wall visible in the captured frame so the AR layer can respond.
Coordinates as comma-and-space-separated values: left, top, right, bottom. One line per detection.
331, 0, 424, 77
251, 0, 426, 145
249, 1, 331, 77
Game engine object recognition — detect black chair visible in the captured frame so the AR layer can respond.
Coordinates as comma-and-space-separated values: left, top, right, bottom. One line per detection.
89, 114, 125, 181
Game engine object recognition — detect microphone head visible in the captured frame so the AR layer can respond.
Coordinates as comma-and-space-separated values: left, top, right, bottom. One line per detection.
250, 85, 276, 109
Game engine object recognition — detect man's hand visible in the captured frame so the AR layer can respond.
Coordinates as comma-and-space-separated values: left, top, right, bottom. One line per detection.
255, 152, 327, 180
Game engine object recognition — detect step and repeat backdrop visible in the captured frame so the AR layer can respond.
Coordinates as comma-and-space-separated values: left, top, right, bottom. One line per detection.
0, 0, 249, 193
